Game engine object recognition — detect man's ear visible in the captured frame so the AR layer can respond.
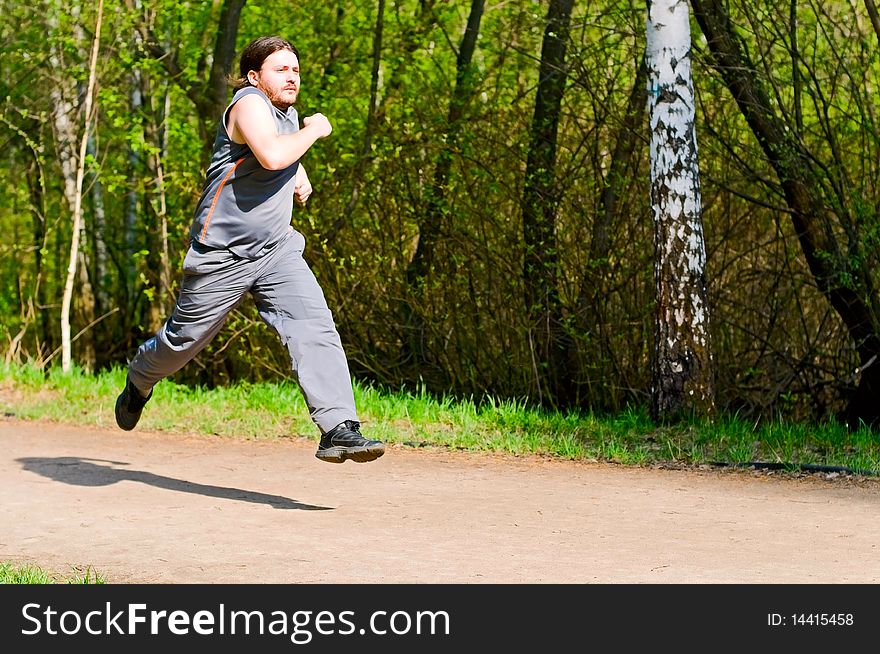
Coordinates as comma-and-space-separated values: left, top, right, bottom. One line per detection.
247, 70, 259, 86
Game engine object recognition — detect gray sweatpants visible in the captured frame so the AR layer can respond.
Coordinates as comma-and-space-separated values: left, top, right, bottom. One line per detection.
127, 229, 358, 434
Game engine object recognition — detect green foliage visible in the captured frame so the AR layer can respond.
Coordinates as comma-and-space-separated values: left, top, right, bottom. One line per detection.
0, 561, 105, 584
0, 0, 878, 426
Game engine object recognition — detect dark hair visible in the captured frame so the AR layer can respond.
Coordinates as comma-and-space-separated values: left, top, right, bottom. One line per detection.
231, 36, 299, 91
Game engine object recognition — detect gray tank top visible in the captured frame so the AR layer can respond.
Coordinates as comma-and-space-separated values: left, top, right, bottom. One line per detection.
189, 86, 300, 259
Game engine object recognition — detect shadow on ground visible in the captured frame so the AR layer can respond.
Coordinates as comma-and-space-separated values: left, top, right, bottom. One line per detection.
16, 456, 330, 511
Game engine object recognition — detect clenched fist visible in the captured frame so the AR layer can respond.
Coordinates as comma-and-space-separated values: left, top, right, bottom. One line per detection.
303, 113, 332, 138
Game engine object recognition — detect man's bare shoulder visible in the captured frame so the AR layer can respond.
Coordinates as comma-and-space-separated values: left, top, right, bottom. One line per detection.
229, 91, 274, 120
227, 92, 274, 144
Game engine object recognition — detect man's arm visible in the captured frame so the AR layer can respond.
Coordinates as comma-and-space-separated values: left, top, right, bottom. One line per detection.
294, 165, 312, 206
227, 94, 332, 171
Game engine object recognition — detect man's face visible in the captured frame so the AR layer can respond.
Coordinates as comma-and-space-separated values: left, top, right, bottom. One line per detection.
249, 49, 300, 110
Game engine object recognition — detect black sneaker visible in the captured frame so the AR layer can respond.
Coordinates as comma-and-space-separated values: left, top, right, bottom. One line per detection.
115, 376, 152, 431
316, 420, 385, 464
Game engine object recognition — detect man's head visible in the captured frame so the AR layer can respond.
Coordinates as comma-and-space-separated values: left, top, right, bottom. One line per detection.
234, 36, 301, 109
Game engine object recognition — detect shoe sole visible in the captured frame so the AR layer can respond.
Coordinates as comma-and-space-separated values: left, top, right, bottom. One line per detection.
114, 393, 141, 431
315, 444, 385, 464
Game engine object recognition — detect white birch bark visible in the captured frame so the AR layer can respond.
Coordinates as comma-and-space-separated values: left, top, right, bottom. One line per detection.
47, 2, 80, 215
125, 71, 142, 254
87, 133, 109, 314
154, 87, 172, 314
646, 0, 715, 418
60, 0, 103, 372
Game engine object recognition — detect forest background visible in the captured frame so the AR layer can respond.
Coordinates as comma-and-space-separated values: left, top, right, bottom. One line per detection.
1, 0, 879, 431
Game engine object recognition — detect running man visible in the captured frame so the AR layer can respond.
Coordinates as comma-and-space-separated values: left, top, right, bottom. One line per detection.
115, 36, 384, 464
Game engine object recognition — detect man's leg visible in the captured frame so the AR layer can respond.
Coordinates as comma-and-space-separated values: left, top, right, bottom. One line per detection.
117, 245, 254, 430
251, 231, 383, 463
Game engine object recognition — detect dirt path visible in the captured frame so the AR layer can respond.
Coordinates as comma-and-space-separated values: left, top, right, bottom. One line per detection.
1, 416, 879, 584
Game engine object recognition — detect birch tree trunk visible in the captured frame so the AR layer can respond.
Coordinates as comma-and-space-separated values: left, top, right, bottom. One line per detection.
87, 133, 109, 318
156, 88, 172, 316
646, 0, 716, 420
60, 0, 103, 372
124, 68, 142, 302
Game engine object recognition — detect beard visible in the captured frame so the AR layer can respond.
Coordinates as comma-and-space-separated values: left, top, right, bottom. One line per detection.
266, 87, 298, 110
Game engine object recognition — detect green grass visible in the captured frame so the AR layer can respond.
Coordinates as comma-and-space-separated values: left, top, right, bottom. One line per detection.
1, 361, 879, 476
0, 561, 104, 584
